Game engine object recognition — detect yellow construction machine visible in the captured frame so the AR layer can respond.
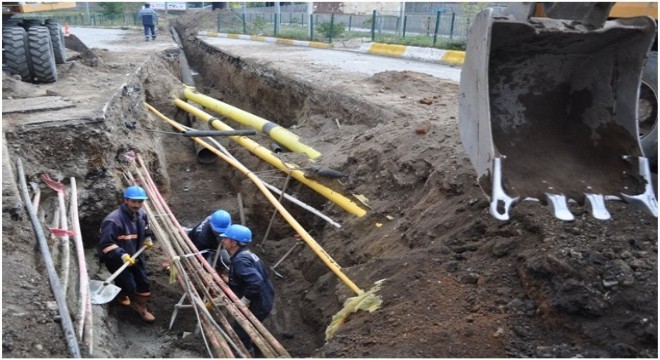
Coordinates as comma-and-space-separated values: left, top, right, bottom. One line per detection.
2, 2, 76, 83
459, 2, 657, 221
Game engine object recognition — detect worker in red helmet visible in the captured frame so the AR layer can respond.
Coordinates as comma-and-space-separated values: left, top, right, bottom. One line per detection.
98, 185, 155, 322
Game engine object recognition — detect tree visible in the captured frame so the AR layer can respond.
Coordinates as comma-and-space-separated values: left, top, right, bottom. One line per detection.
98, 2, 125, 16
460, 2, 489, 17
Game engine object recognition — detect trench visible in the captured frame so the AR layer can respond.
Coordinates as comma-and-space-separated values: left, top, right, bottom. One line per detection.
4, 26, 392, 357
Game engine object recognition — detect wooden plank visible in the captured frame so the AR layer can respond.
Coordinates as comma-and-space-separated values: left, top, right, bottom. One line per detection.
2, 96, 75, 114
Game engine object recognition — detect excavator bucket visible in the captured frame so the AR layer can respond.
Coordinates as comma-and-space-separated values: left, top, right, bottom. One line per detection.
459, 4, 658, 221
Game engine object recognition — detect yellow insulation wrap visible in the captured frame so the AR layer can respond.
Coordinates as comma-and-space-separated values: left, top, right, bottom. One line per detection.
149, 102, 364, 294
174, 99, 367, 218
182, 87, 321, 160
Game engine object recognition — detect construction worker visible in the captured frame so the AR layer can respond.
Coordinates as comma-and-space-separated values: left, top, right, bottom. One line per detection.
138, 3, 158, 41
220, 224, 274, 356
98, 185, 155, 322
188, 209, 232, 270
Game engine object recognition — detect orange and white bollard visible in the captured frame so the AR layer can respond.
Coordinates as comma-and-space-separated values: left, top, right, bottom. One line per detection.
63, 23, 70, 36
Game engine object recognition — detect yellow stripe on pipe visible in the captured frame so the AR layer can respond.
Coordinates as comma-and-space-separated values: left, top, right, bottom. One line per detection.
148, 102, 364, 295
227, 33, 240, 39
182, 87, 321, 160
174, 99, 367, 218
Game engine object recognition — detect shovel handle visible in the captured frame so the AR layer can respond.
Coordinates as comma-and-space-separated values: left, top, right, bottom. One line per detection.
104, 245, 147, 284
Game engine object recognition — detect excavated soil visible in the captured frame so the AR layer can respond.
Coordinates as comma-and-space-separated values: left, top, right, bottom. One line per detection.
2, 13, 657, 358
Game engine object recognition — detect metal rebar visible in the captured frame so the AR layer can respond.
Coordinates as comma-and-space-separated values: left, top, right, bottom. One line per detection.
260, 171, 292, 248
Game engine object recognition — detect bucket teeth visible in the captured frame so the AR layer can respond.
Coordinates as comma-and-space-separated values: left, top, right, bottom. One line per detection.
620, 157, 658, 217
585, 193, 611, 220
545, 193, 575, 221
487, 155, 658, 221
489, 157, 519, 221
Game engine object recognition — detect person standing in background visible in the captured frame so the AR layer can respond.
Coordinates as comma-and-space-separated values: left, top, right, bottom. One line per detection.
138, 3, 159, 41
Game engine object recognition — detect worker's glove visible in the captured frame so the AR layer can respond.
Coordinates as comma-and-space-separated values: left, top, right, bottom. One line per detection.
240, 297, 251, 306
121, 253, 135, 266
144, 238, 153, 250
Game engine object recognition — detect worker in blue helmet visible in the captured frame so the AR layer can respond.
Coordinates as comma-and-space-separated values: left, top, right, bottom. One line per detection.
220, 224, 274, 356
188, 209, 232, 270
98, 185, 156, 322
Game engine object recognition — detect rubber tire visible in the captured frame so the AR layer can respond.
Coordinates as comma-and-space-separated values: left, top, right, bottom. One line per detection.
2, 26, 32, 81
639, 51, 657, 171
27, 26, 57, 83
45, 20, 67, 64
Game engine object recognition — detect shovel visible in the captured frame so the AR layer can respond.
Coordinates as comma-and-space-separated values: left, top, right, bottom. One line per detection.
90, 245, 146, 305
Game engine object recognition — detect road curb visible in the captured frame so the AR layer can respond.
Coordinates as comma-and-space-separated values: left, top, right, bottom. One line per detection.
197, 31, 464, 66
198, 31, 332, 49
358, 42, 465, 66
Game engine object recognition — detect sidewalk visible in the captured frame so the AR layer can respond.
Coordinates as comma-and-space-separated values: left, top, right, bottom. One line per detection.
197, 31, 465, 67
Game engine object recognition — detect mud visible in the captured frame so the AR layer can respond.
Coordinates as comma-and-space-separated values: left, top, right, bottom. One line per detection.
2, 13, 657, 359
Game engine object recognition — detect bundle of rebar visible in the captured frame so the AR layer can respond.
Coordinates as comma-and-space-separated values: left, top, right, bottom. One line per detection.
125, 152, 289, 358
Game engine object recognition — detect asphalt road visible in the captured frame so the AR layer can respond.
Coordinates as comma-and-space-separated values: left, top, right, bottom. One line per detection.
69, 27, 461, 83
198, 36, 462, 82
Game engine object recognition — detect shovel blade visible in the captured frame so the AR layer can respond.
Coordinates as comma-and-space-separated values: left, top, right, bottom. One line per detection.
90, 280, 122, 305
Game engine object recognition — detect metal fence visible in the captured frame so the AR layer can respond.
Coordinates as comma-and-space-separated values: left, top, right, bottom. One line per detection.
213, 9, 476, 49
46, 6, 478, 50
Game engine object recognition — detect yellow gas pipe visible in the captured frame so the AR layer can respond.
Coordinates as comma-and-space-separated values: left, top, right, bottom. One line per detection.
182, 86, 321, 160
146, 102, 363, 295
174, 98, 367, 218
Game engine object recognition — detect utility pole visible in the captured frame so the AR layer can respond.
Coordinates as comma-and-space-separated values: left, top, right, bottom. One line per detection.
399, 1, 405, 35
85, 2, 90, 24
275, 1, 281, 35
307, 2, 313, 37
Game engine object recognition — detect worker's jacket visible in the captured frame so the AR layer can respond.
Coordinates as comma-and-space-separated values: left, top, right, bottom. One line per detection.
188, 214, 219, 252
138, 7, 159, 26
98, 203, 152, 262
229, 247, 274, 318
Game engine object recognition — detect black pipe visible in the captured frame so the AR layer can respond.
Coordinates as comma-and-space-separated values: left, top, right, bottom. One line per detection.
171, 25, 215, 163
170, 27, 194, 86
183, 130, 256, 137
16, 158, 81, 358
269, 142, 283, 153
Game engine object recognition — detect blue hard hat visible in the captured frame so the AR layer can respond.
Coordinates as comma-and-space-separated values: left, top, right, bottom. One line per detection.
210, 210, 232, 233
123, 185, 148, 200
220, 224, 252, 244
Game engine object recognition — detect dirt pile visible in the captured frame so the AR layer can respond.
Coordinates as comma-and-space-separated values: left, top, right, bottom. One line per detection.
2, 12, 657, 358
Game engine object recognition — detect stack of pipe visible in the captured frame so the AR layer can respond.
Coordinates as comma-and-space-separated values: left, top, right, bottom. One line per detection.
30, 171, 93, 355
126, 152, 289, 358
15, 158, 81, 358
147, 103, 363, 295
